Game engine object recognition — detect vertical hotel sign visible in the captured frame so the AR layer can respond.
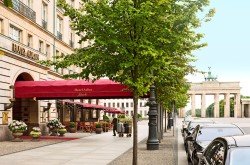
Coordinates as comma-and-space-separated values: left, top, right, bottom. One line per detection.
12, 43, 39, 61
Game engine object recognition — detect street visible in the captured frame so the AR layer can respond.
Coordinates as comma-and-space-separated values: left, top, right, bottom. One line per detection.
176, 117, 250, 165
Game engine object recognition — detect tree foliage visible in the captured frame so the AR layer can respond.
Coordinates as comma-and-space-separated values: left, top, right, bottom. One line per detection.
44, 0, 214, 164
4, 0, 13, 7
206, 97, 235, 117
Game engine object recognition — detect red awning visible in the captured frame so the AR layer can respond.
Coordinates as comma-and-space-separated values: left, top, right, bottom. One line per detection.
104, 108, 125, 114
15, 79, 134, 99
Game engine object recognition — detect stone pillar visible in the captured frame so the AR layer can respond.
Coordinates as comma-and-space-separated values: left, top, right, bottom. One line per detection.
241, 103, 244, 118
201, 94, 206, 118
234, 93, 241, 118
224, 93, 230, 117
214, 93, 220, 118
191, 94, 196, 117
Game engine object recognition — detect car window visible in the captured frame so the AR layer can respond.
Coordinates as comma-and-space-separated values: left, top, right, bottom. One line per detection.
188, 122, 213, 131
197, 128, 243, 141
204, 141, 225, 165
230, 147, 250, 165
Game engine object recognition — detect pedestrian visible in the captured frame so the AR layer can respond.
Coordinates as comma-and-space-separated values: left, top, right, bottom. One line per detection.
112, 114, 118, 136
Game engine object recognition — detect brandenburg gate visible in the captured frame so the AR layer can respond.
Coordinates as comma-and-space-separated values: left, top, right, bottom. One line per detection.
179, 69, 242, 118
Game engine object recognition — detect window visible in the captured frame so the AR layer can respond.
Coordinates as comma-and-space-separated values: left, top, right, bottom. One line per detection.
39, 40, 44, 53
122, 103, 124, 108
131, 111, 134, 116
144, 111, 147, 116
0, 18, 3, 34
126, 102, 129, 107
42, 2, 48, 29
113, 103, 115, 107
46, 44, 50, 57
108, 103, 111, 107
140, 110, 142, 115
117, 103, 120, 107
10, 25, 22, 42
56, 16, 63, 40
27, 34, 33, 47
104, 103, 106, 107
140, 102, 142, 107
131, 102, 133, 107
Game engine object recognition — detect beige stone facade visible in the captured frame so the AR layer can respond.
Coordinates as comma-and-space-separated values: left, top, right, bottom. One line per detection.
179, 81, 242, 118
0, 0, 83, 141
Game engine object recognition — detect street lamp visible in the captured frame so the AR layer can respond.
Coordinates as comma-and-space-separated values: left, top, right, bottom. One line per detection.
147, 85, 159, 150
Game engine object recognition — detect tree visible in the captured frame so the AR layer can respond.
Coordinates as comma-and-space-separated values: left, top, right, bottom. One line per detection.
186, 108, 201, 117
47, 0, 214, 164
206, 97, 235, 117
4, 0, 13, 7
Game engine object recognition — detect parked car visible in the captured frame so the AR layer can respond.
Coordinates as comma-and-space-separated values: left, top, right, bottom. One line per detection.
186, 123, 245, 165
181, 115, 193, 137
183, 119, 215, 140
183, 119, 215, 139
198, 134, 250, 165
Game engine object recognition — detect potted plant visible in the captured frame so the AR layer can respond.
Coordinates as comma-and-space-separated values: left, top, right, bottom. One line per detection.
95, 122, 102, 134
46, 119, 61, 136
68, 122, 77, 133
8, 120, 27, 142
58, 124, 67, 136
30, 127, 42, 141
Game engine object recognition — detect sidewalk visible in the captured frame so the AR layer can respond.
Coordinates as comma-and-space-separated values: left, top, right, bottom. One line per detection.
109, 129, 176, 165
0, 121, 149, 165
0, 120, 178, 165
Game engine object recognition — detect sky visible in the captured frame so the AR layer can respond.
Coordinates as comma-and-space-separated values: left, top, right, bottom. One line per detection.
186, 0, 250, 96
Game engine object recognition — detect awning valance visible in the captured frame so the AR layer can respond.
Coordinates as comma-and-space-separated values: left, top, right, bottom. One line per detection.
15, 79, 133, 99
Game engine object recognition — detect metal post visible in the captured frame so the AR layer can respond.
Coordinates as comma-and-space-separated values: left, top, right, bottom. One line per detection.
147, 85, 159, 150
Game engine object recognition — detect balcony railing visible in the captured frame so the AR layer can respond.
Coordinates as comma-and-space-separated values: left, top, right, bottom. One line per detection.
42, 19, 47, 30
69, 40, 74, 48
57, 31, 62, 40
12, 0, 36, 22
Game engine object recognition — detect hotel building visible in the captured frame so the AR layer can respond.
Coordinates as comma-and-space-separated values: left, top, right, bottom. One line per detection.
0, 0, 85, 141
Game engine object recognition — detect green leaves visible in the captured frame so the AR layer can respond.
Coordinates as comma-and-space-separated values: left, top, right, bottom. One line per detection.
44, 0, 213, 101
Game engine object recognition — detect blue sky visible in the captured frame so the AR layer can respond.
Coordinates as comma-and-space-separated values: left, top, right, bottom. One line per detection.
186, 0, 250, 96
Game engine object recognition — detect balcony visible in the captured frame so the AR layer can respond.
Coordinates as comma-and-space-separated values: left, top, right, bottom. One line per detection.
11, 0, 36, 22
42, 19, 47, 30
69, 40, 74, 48
57, 31, 62, 41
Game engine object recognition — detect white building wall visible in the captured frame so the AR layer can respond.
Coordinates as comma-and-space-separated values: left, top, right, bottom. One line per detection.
100, 98, 149, 118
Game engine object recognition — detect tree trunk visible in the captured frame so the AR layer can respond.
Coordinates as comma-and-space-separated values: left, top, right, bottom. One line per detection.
164, 109, 167, 132
132, 94, 139, 165
167, 112, 172, 130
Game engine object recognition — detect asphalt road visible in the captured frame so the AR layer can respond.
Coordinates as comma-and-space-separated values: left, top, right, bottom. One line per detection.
177, 117, 250, 165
